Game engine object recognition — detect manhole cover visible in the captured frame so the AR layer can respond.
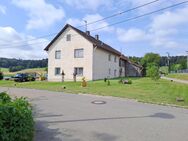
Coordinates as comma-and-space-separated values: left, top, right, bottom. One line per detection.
91, 100, 106, 104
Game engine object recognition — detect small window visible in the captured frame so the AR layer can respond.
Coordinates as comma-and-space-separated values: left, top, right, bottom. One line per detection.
114, 56, 117, 62
74, 49, 84, 58
108, 68, 111, 75
66, 34, 71, 41
114, 69, 117, 77
55, 50, 61, 59
74, 67, 83, 76
55, 67, 61, 75
108, 54, 111, 61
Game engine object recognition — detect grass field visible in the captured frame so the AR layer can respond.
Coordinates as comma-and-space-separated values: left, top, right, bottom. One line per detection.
0, 67, 46, 77
167, 73, 188, 81
0, 68, 9, 72
0, 77, 188, 108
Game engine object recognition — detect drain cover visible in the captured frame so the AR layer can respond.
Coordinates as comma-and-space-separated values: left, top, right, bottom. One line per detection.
91, 100, 106, 104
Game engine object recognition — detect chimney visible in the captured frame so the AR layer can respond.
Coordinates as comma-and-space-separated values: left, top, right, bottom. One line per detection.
86, 31, 90, 35
95, 34, 99, 40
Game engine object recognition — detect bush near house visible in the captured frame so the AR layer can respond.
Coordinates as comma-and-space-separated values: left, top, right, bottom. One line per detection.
146, 64, 160, 81
0, 92, 34, 141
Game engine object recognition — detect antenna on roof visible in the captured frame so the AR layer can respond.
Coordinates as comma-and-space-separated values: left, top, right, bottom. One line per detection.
84, 20, 87, 32
120, 47, 122, 56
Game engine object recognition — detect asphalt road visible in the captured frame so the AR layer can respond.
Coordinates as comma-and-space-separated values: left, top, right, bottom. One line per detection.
0, 87, 188, 141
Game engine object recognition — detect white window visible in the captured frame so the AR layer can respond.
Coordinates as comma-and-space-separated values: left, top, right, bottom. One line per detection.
55, 67, 61, 75
108, 54, 111, 61
74, 67, 83, 76
114, 56, 117, 62
108, 68, 111, 75
66, 34, 71, 41
74, 49, 84, 58
114, 69, 117, 77
55, 50, 61, 59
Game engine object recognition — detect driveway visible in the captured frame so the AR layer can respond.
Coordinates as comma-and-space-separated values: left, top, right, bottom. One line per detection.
161, 76, 188, 84
0, 87, 188, 141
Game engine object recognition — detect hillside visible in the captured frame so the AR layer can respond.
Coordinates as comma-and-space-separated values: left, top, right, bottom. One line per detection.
1, 68, 47, 77
0, 58, 47, 69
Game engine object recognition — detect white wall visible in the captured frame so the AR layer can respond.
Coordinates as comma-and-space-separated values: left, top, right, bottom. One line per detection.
93, 48, 120, 80
47, 27, 93, 81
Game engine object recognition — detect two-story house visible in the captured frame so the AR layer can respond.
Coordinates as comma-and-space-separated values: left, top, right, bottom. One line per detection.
44, 24, 142, 81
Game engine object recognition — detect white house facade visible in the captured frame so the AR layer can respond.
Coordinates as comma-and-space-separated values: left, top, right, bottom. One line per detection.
44, 24, 142, 81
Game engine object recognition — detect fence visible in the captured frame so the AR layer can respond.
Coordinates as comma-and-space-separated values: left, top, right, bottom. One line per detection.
171, 69, 188, 73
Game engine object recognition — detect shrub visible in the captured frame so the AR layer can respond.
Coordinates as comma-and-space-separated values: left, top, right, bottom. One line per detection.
107, 79, 110, 86
0, 72, 3, 80
146, 65, 160, 81
127, 79, 132, 84
0, 92, 34, 141
0, 92, 11, 104
121, 79, 132, 84
104, 78, 107, 82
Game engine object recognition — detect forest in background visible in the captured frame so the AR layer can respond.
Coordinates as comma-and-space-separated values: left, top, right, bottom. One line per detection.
0, 58, 47, 72
129, 55, 187, 72
0, 55, 187, 72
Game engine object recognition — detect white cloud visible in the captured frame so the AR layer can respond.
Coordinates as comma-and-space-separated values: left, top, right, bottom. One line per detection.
116, 28, 147, 42
63, 0, 114, 11
126, 0, 174, 13
116, 5, 188, 49
66, 14, 114, 33
0, 5, 6, 14
12, 0, 65, 30
0, 26, 49, 59
66, 18, 83, 27
151, 7, 188, 30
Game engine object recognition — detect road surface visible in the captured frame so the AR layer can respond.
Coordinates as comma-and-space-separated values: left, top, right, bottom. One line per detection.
0, 87, 188, 141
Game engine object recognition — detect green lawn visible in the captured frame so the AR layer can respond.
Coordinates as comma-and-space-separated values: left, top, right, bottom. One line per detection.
167, 73, 188, 81
0, 77, 188, 108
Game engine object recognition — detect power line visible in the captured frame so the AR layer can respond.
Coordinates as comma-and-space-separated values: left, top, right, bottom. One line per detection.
78, 0, 160, 27
0, 33, 56, 46
0, 40, 49, 49
0, 0, 160, 46
1, 0, 187, 48
90, 0, 188, 32
0, 33, 79, 48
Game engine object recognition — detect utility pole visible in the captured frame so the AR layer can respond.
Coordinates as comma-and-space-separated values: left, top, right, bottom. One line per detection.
186, 51, 188, 70
84, 20, 87, 32
166, 52, 170, 73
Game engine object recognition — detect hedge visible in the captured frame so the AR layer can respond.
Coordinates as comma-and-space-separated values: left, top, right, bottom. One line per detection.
0, 92, 34, 141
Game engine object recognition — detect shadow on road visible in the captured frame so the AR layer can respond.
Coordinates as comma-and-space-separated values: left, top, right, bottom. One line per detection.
34, 120, 62, 141
34, 112, 174, 140
44, 112, 175, 124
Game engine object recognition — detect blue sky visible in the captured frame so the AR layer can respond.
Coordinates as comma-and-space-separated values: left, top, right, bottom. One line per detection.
0, 0, 188, 59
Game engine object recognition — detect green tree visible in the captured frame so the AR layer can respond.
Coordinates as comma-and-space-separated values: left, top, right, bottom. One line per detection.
146, 65, 160, 81
141, 53, 160, 76
159, 66, 168, 75
171, 64, 183, 72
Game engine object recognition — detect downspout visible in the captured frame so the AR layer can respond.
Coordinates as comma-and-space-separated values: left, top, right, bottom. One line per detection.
92, 44, 97, 80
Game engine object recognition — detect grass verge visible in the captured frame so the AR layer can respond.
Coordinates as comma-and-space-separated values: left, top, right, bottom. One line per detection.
167, 73, 188, 81
0, 77, 188, 108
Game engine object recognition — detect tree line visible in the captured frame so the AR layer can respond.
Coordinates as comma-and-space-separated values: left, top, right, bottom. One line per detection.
0, 58, 47, 72
128, 53, 187, 80
129, 55, 187, 72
